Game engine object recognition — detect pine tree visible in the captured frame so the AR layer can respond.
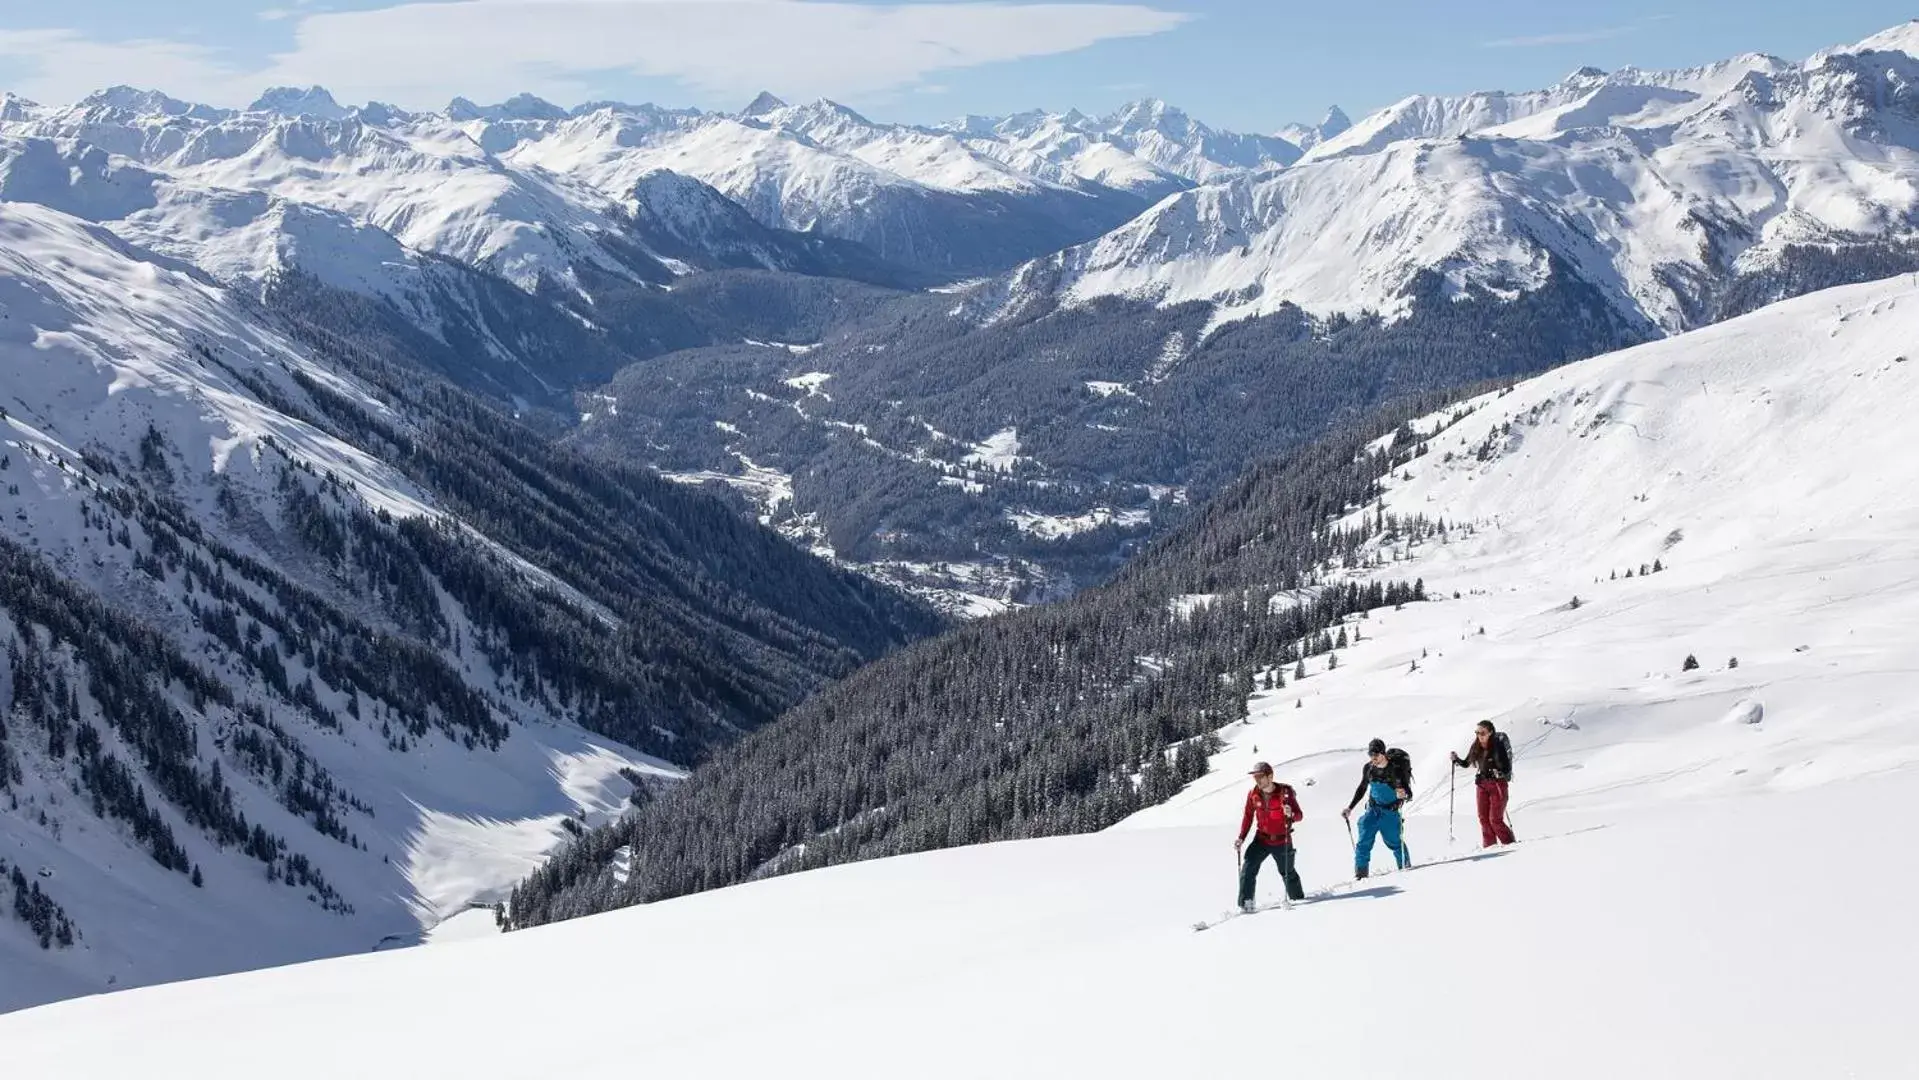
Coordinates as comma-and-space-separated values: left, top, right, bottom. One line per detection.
1294, 659, 1306, 681
1683, 654, 1700, 672
1728, 656, 1739, 670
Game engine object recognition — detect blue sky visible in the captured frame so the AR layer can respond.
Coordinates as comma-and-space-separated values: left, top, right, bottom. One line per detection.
0, 1, 1913, 132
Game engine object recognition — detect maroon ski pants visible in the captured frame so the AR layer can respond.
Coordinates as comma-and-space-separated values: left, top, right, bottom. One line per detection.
1476, 779, 1516, 847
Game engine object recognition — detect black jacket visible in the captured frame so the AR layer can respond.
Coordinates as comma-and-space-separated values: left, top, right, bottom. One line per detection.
1454, 735, 1512, 782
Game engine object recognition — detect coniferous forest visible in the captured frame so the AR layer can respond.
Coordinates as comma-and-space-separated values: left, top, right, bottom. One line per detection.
505, 386, 1488, 927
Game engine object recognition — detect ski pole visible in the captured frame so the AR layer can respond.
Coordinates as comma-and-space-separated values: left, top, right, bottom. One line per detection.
1448, 759, 1457, 845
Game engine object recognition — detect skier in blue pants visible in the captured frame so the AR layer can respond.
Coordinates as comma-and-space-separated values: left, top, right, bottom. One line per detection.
1341, 738, 1412, 879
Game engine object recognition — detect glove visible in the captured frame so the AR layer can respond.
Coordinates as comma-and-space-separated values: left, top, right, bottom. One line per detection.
1450, 751, 1461, 764
1234, 838, 1244, 854
1341, 807, 1352, 821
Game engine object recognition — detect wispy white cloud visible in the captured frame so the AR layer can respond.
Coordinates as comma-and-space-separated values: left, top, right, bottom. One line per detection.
0, 1, 1191, 109
1482, 22, 1643, 49
0, 29, 236, 103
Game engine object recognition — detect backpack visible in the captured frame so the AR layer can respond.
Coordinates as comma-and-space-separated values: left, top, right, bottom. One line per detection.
1494, 732, 1514, 777
1385, 747, 1413, 792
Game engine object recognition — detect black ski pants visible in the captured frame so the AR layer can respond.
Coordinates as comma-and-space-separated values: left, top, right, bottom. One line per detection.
1238, 839, 1304, 905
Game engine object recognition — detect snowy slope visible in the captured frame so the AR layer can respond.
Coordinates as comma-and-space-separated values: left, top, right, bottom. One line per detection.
1001, 22, 1919, 332
1140, 274, 1919, 824
5, 267, 1917, 1074
0, 200, 682, 1011
1, 773, 1909, 1079
0, 194, 937, 1013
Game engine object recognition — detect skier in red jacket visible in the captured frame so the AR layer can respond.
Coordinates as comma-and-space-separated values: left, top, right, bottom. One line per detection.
1235, 762, 1305, 912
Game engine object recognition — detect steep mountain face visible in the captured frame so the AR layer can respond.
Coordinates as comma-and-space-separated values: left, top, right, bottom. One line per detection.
0, 200, 939, 1011
513, 269, 1919, 937
1009, 26, 1919, 333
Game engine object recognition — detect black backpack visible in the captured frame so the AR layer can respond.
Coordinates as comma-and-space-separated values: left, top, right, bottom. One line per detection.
1385, 747, 1413, 792
1494, 732, 1514, 777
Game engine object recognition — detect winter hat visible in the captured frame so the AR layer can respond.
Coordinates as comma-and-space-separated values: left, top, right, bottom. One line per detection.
1249, 762, 1274, 777
1367, 738, 1387, 756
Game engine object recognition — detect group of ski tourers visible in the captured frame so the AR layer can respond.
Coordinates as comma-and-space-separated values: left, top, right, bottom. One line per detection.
1233, 721, 1516, 912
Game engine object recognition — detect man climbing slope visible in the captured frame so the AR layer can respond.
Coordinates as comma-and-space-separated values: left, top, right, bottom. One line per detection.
1342, 739, 1412, 879
1452, 720, 1517, 847
1235, 762, 1305, 912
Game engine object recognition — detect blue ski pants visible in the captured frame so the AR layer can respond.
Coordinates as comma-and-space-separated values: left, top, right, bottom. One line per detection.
1355, 806, 1411, 873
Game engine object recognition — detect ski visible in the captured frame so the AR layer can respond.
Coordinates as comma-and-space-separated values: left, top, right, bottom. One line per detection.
1191, 897, 1296, 931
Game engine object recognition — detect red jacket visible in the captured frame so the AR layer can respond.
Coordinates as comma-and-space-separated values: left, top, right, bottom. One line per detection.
1239, 783, 1302, 845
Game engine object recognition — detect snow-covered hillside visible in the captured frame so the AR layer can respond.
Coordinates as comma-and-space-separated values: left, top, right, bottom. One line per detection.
5, 276, 1916, 1074
0, 199, 662, 1010
1002, 21, 1919, 332
0, 194, 934, 1012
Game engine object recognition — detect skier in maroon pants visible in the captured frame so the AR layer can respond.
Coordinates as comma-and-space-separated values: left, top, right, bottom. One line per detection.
1451, 720, 1516, 847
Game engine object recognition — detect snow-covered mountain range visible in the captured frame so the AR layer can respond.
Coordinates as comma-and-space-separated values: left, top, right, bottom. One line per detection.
13, 272, 1914, 1074
564, 20, 1919, 616
1000, 22, 1919, 333
0, 194, 934, 1011
0, 83, 1302, 291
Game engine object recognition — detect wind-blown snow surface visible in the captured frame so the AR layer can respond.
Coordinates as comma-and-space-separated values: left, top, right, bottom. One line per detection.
8, 272, 1919, 1073
1003, 22, 1919, 332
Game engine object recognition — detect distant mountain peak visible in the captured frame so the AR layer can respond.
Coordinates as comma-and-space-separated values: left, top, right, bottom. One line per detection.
446, 93, 566, 123
1277, 106, 1350, 150
0, 91, 41, 123
75, 86, 230, 122
742, 91, 788, 117
356, 101, 413, 126
1108, 98, 1202, 140
250, 86, 348, 121
1563, 65, 1609, 86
